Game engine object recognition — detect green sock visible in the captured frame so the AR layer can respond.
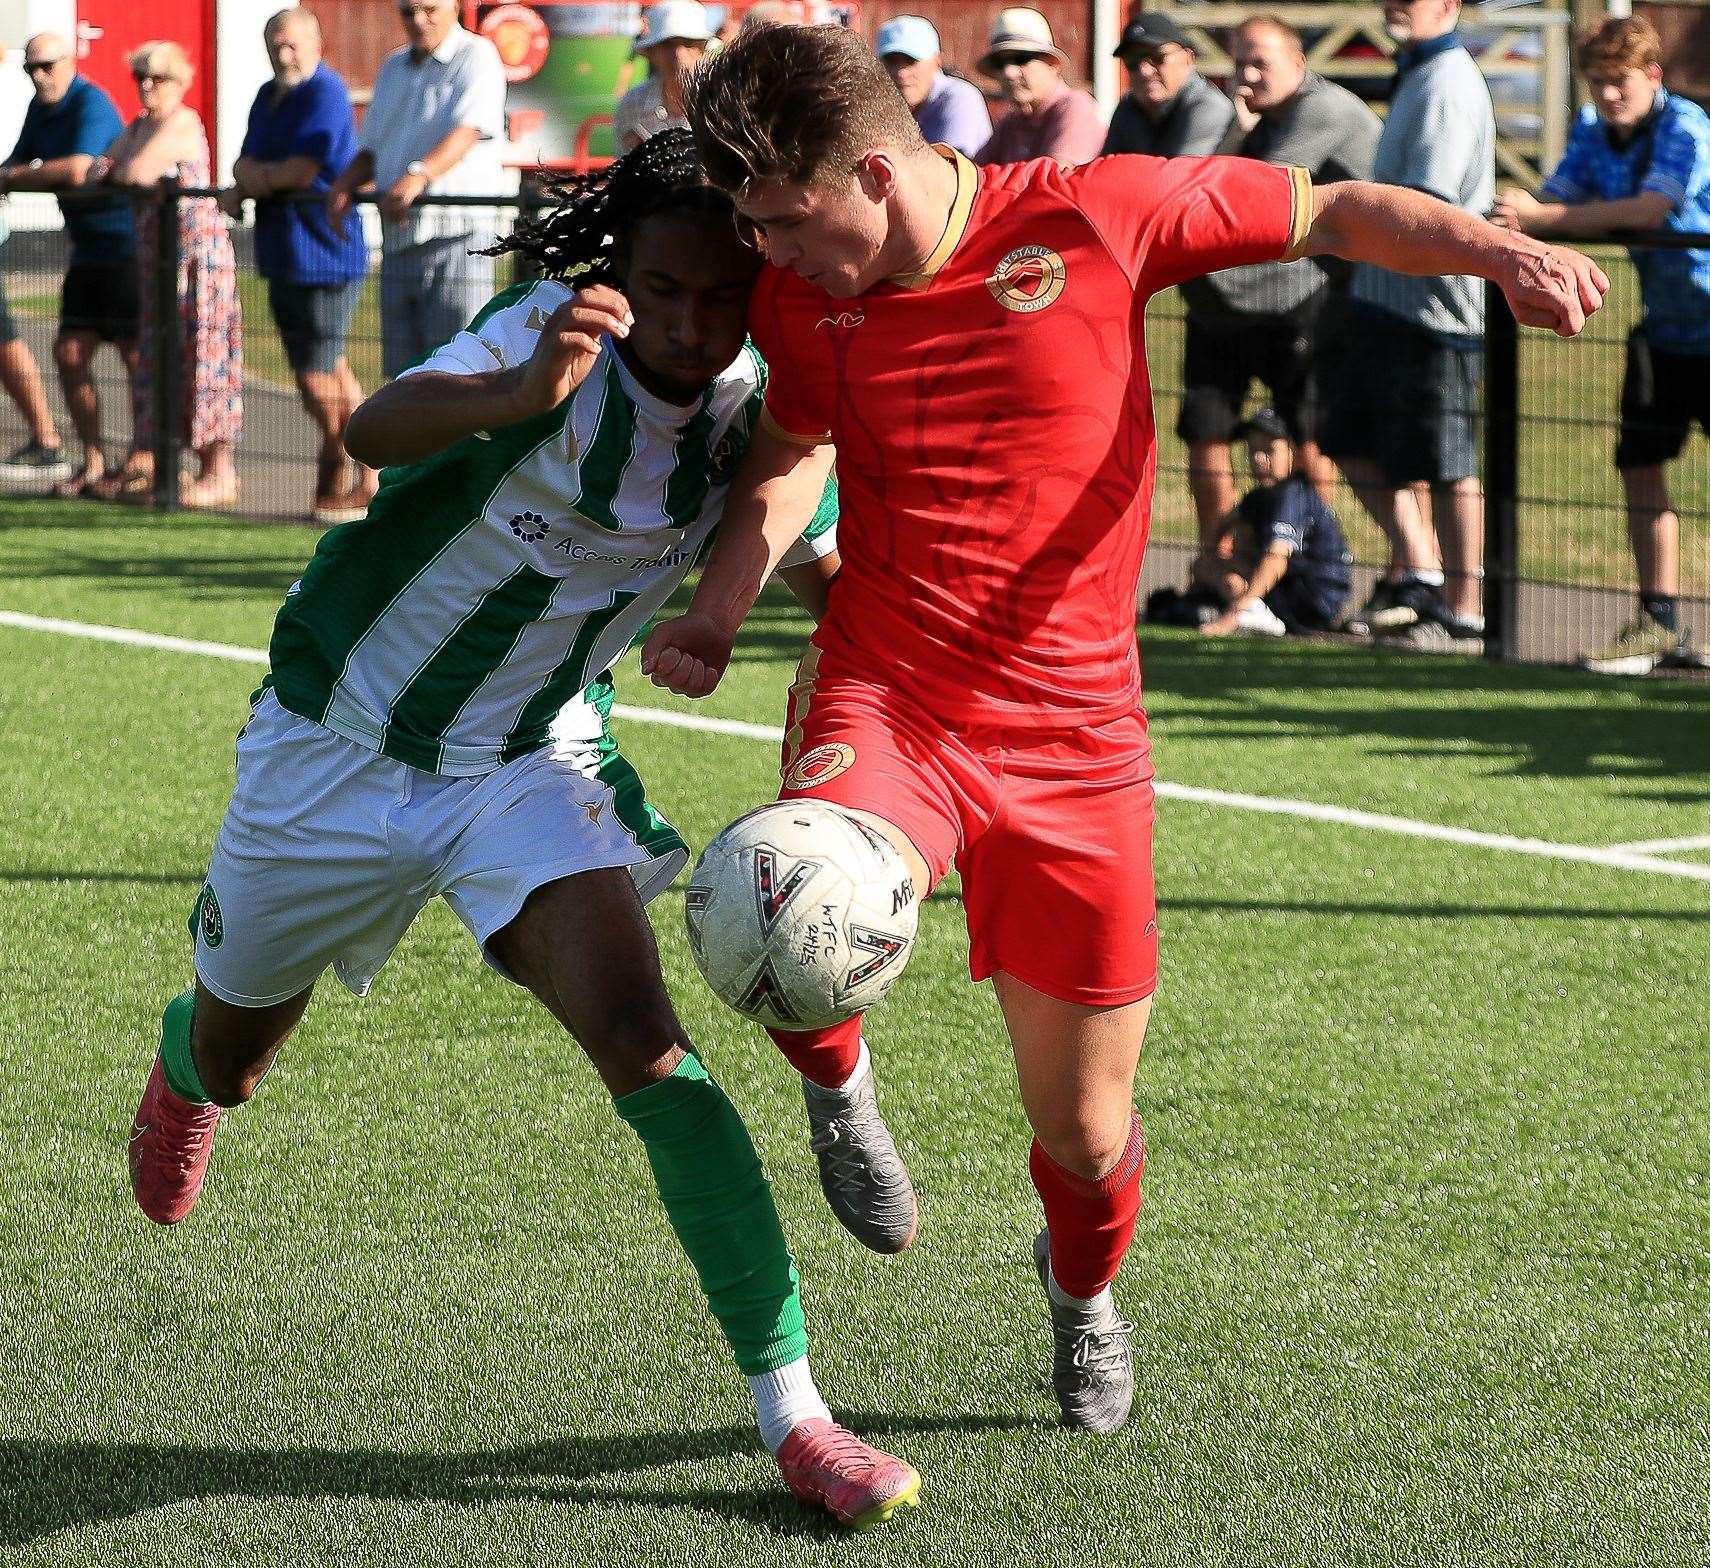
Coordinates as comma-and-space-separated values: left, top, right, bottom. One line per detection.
614, 1053, 809, 1376
158, 989, 210, 1104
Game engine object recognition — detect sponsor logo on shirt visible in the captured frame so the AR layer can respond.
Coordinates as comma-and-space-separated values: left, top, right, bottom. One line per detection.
509, 510, 551, 542
708, 428, 748, 485
986, 245, 1067, 314
814, 310, 866, 331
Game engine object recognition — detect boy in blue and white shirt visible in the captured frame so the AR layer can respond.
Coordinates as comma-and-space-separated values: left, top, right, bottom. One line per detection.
1496, 16, 1710, 674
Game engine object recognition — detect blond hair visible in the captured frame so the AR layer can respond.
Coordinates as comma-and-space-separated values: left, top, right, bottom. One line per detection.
127, 39, 194, 84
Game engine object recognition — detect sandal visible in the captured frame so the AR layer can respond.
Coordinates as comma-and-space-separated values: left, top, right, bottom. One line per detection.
90, 467, 156, 504
51, 469, 101, 500
180, 476, 240, 511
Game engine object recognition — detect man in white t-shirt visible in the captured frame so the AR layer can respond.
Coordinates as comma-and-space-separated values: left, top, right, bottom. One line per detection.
327, 0, 517, 376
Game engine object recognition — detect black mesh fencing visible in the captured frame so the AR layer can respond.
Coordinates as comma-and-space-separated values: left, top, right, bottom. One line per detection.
2, 187, 1706, 672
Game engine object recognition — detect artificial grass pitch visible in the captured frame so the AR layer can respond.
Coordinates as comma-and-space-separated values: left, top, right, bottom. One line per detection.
1, 507, 1706, 1566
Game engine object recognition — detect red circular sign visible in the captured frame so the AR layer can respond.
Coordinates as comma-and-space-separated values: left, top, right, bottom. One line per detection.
481, 4, 551, 83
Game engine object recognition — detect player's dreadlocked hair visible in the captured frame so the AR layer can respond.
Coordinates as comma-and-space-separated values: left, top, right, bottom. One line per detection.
487, 129, 736, 284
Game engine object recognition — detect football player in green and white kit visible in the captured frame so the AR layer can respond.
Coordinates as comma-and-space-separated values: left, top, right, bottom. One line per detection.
125, 131, 920, 1530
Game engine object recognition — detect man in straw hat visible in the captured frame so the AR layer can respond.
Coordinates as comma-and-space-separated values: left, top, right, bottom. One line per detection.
974, 7, 1103, 166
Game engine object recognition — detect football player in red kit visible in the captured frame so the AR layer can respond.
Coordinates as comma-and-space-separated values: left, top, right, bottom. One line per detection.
642, 24, 1607, 1432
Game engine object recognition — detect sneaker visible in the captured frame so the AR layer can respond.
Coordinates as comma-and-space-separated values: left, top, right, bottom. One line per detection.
1372, 576, 1451, 634
1660, 632, 1710, 672
1342, 579, 1397, 637
0, 439, 74, 484
1579, 614, 1681, 676
803, 1066, 918, 1253
775, 1418, 921, 1529
1233, 598, 1286, 636
129, 1055, 221, 1225
1033, 1228, 1135, 1434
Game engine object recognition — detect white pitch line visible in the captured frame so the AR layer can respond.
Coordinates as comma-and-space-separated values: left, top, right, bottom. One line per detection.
1606, 834, 1710, 856
5, 607, 1710, 885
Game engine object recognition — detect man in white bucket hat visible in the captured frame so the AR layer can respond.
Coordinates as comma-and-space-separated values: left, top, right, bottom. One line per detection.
616, 0, 712, 152
974, 6, 1103, 166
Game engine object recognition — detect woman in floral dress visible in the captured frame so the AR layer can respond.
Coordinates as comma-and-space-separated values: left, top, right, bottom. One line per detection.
91, 40, 242, 508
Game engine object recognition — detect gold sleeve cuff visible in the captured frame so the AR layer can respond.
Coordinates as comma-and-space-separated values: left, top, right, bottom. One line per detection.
1281, 165, 1314, 262
760, 403, 831, 449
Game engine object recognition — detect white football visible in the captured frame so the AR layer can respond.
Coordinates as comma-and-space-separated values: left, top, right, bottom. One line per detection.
684, 800, 919, 1030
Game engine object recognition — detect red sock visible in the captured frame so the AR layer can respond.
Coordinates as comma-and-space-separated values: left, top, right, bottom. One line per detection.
1029, 1113, 1146, 1300
765, 1017, 863, 1088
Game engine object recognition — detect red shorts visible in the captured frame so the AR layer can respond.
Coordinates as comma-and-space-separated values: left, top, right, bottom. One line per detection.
778, 651, 1158, 1007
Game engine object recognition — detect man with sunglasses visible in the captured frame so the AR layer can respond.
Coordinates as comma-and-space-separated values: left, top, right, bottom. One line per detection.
326, 0, 515, 379
1102, 13, 1233, 158
973, 8, 1104, 168
0, 34, 138, 497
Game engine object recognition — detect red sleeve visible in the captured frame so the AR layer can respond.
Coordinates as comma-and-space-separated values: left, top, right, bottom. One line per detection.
746, 268, 833, 447
1069, 155, 1312, 297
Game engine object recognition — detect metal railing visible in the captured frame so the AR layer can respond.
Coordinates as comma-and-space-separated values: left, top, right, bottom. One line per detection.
2, 185, 1707, 670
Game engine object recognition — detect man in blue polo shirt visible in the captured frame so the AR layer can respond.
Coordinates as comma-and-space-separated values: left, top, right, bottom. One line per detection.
226, 7, 372, 523
0, 34, 138, 498
876, 16, 991, 160
1496, 15, 1710, 674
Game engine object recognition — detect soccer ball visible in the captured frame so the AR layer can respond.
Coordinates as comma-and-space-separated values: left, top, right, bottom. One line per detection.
684, 800, 919, 1030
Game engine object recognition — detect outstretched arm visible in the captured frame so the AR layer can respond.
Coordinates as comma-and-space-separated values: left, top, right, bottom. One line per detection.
1300, 181, 1609, 336
639, 423, 834, 697
344, 287, 632, 468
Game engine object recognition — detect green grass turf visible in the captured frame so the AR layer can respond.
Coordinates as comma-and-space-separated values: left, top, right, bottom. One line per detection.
2, 508, 1708, 1566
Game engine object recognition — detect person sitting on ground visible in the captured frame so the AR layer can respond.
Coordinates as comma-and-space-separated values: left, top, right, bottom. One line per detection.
1193, 409, 1353, 637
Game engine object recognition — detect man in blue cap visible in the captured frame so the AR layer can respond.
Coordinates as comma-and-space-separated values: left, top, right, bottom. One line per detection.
877, 15, 991, 159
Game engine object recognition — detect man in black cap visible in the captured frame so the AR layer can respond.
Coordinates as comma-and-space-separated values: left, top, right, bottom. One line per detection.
1103, 14, 1232, 156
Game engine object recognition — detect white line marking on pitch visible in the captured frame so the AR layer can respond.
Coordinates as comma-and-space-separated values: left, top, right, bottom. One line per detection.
5, 607, 1709, 885
1606, 834, 1710, 856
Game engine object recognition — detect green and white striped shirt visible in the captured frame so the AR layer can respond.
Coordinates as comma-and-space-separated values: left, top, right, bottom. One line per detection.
265, 278, 836, 776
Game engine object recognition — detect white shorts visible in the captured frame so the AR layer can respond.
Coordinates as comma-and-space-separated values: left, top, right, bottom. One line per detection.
192, 691, 689, 1008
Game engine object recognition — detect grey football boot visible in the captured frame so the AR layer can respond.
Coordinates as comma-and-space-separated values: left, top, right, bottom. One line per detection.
1033, 1228, 1135, 1433
802, 1066, 919, 1253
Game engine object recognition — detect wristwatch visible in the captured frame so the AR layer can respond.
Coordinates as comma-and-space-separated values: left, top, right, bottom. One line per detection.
406, 160, 429, 180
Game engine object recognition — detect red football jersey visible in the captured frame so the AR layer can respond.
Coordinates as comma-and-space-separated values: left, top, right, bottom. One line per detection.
752, 152, 1311, 728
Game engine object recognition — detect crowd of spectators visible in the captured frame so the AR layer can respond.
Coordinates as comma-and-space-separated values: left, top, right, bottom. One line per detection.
0, 4, 1704, 670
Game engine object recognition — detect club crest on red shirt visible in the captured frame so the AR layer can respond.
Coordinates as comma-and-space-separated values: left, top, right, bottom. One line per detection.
985, 245, 1067, 314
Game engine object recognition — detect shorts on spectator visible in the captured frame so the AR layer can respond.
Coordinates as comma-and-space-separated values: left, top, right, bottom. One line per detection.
1616, 327, 1710, 470
0, 265, 17, 347
267, 278, 362, 376
1317, 298, 1482, 485
1176, 296, 1321, 446
1265, 569, 1348, 634
60, 259, 140, 343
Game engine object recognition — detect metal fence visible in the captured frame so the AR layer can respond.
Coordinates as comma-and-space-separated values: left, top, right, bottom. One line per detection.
1, 185, 1707, 672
